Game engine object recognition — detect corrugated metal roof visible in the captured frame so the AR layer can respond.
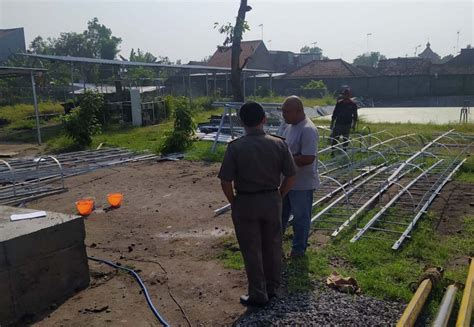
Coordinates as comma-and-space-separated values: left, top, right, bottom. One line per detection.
18, 53, 271, 73
0, 66, 47, 77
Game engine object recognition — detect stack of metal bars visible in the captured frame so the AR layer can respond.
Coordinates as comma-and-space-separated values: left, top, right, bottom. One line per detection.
0, 148, 160, 206
350, 135, 472, 249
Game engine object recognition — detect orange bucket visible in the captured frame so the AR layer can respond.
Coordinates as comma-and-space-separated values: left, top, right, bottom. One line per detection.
107, 193, 123, 208
76, 199, 95, 216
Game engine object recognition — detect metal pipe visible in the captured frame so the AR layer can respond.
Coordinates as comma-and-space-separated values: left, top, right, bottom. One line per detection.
432, 284, 458, 327
392, 158, 467, 250
351, 160, 442, 243
388, 130, 454, 182
0, 160, 16, 196
30, 71, 42, 145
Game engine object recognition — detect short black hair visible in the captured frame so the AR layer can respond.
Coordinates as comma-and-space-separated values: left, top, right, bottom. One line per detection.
239, 101, 265, 127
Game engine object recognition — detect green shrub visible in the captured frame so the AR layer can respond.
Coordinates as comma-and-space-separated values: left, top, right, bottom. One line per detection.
302, 80, 327, 90
63, 91, 104, 147
255, 86, 271, 97
163, 95, 176, 118
191, 97, 214, 111
159, 96, 195, 154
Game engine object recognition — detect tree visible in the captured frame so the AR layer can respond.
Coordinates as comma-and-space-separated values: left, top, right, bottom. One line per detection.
353, 52, 386, 67
127, 48, 158, 81
130, 48, 157, 63
30, 18, 121, 59
28, 18, 122, 85
215, 1, 252, 102
300, 45, 328, 60
84, 17, 122, 60
29, 36, 53, 55
63, 91, 104, 147
300, 45, 322, 55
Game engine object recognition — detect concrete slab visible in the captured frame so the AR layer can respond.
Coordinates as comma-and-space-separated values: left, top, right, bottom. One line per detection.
0, 205, 89, 326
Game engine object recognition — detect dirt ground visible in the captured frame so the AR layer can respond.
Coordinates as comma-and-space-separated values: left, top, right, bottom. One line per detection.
431, 181, 474, 235
0, 142, 44, 158
26, 160, 249, 326
18, 158, 474, 326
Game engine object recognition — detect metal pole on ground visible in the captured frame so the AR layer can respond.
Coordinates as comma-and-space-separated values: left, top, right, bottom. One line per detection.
30, 71, 42, 145
433, 284, 458, 327
205, 73, 209, 97
211, 106, 228, 153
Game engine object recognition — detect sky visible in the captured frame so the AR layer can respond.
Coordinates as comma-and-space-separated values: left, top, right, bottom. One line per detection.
0, 0, 473, 63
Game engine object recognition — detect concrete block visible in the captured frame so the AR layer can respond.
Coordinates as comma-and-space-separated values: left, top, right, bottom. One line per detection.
4, 218, 85, 268
0, 270, 15, 325
0, 205, 89, 326
10, 244, 90, 319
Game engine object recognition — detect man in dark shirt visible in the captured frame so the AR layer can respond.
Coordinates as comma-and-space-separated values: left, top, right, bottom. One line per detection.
218, 101, 296, 306
330, 87, 358, 151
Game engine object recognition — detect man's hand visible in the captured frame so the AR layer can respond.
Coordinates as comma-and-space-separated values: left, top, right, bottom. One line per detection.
280, 175, 296, 198
220, 180, 235, 207
293, 155, 315, 167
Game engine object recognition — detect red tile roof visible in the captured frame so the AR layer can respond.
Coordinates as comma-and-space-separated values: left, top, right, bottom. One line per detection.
377, 58, 431, 75
286, 59, 368, 78
207, 40, 263, 68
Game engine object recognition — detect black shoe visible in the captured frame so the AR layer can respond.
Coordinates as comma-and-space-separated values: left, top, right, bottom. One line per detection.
239, 295, 268, 307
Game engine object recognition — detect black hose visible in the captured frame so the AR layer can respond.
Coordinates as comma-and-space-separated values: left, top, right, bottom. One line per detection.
87, 256, 170, 327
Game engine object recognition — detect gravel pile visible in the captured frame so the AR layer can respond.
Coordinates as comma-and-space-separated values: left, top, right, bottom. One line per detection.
235, 285, 404, 326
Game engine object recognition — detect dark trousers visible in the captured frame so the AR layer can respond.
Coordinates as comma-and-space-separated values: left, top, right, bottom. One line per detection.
330, 124, 352, 150
231, 191, 282, 302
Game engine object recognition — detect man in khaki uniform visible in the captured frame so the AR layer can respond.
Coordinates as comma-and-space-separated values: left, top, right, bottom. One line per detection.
218, 101, 296, 306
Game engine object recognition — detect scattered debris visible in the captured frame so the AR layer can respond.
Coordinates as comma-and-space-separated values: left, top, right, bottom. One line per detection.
326, 272, 361, 294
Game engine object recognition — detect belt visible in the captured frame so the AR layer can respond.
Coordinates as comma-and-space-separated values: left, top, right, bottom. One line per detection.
236, 188, 278, 195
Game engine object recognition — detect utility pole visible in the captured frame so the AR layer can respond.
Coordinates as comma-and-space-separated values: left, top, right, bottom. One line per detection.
259, 24, 263, 41
366, 33, 372, 53
456, 30, 460, 53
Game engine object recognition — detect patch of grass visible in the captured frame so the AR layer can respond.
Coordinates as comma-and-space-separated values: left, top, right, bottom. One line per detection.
0, 101, 63, 125
40, 105, 222, 154
91, 123, 171, 153
217, 237, 244, 270
306, 212, 474, 307
315, 118, 474, 138
0, 122, 64, 143
185, 141, 226, 162
46, 134, 83, 153
456, 156, 474, 182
